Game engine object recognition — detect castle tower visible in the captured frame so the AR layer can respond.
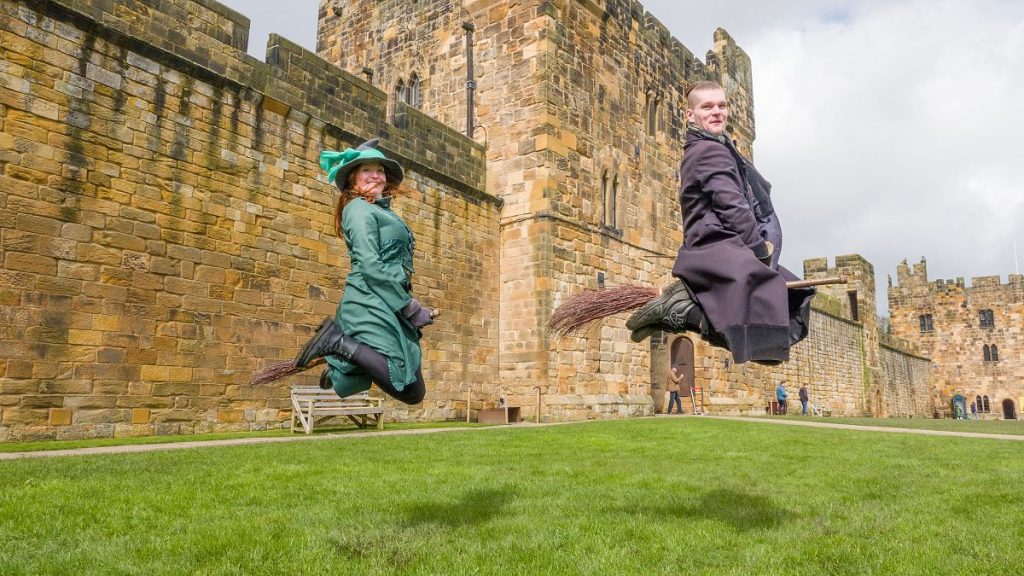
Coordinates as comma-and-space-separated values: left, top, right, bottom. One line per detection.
318, 0, 757, 418
889, 258, 1024, 418
805, 255, 889, 415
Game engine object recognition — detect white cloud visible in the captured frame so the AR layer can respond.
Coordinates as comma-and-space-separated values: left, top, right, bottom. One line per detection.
745, 0, 1024, 298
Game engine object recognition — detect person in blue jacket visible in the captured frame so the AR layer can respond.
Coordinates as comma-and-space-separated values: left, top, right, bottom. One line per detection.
776, 382, 789, 415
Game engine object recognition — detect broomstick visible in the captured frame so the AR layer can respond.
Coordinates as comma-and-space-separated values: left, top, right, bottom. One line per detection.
548, 275, 846, 338
250, 309, 441, 386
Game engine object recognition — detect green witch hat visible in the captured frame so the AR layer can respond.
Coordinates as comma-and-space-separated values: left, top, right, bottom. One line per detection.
319, 139, 403, 190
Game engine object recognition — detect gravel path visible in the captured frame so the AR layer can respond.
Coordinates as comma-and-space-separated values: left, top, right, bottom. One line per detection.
705, 415, 1024, 441
2, 415, 1019, 460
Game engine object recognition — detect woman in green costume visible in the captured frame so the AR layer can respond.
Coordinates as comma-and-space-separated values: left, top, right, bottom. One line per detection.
294, 140, 434, 404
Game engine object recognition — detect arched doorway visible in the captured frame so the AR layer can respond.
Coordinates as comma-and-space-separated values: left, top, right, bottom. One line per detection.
670, 337, 695, 412
1003, 399, 1017, 420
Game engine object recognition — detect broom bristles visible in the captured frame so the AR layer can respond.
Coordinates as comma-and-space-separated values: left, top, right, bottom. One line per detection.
250, 359, 303, 386
549, 285, 657, 337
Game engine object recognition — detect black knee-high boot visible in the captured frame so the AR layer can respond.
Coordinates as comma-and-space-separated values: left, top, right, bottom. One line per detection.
295, 318, 360, 369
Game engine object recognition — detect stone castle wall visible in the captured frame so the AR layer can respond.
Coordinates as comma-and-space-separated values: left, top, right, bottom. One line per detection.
0, 0, 501, 441
889, 258, 1023, 418
879, 343, 933, 418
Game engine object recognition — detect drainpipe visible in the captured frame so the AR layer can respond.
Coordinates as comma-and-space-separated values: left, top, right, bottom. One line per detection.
462, 21, 475, 138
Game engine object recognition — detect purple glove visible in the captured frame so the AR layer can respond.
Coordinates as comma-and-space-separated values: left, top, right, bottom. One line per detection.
401, 298, 434, 328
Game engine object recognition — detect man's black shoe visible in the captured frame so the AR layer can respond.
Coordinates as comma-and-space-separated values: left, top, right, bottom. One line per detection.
628, 281, 711, 343
626, 280, 691, 332
629, 300, 704, 343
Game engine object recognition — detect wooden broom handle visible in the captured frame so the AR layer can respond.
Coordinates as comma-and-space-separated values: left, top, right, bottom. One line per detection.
786, 275, 847, 289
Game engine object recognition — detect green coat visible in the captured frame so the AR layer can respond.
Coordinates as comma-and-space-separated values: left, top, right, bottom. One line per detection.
324, 197, 420, 396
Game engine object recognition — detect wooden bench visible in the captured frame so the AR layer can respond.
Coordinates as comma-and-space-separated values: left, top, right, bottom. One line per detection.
290, 386, 385, 434
809, 403, 832, 417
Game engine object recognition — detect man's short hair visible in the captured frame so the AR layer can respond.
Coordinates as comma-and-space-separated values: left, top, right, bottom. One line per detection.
685, 80, 724, 108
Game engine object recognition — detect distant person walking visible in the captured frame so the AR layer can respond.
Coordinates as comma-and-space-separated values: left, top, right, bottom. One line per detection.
666, 365, 684, 414
776, 382, 788, 415
799, 385, 809, 416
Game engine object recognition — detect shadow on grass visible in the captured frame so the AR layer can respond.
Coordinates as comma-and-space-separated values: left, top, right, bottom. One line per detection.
633, 488, 794, 531
328, 487, 515, 566
403, 486, 516, 528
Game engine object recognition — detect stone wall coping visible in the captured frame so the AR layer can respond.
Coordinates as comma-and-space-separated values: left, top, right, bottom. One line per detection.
879, 341, 931, 362
36, 0, 493, 206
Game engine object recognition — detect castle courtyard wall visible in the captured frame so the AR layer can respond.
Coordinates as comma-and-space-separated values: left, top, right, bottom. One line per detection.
0, 0, 500, 441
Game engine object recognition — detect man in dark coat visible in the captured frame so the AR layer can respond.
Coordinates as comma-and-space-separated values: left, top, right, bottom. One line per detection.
627, 81, 814, 365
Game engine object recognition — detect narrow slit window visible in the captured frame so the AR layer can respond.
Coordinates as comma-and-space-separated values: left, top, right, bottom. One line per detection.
600, 170, 609, 226
409, 73, 420, 108
609, 176, 618, 229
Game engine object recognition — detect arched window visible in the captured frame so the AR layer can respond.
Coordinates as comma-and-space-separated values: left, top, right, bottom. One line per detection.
983, 396, 991, 412
918, 314, 933, 333
409, 73, 421, 108
395, 79, 408, 104
983, 344, 991, 362
645, 93, 658, 136
979, 309, 994, 328
991, 344, 999, 362
975, 395, 983, 411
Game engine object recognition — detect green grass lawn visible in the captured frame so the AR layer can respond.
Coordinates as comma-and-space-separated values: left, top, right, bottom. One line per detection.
763, 415, 1024, 435
1, 418, 1020, 575
0, 420, 487, 453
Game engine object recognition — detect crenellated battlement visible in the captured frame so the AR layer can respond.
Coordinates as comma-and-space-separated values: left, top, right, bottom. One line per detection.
892, 257, 1024, 298
804, 254, 878, 324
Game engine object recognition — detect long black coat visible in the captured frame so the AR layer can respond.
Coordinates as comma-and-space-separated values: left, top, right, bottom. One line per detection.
672, 130, 813, 364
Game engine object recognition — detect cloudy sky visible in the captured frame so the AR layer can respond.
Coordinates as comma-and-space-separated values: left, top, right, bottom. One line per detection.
220, 0, 1024, 314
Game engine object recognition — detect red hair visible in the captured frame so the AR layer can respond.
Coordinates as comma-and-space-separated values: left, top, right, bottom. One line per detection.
332, 170, 401, 239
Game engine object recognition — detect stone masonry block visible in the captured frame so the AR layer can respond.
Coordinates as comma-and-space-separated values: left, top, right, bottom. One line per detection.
131, 408, 152, 424
217, 408, 244, 423
48, 407, 72, 426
